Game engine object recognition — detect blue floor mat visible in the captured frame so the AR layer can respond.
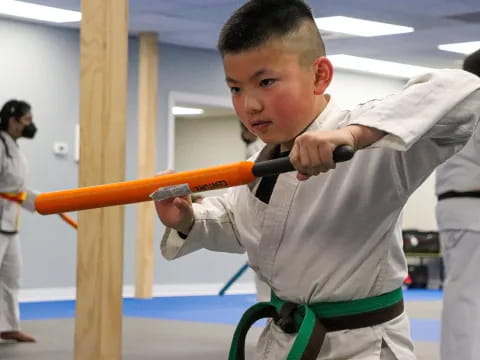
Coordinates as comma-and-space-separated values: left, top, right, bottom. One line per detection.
20, 294, 260, 323
409, 318, 440, 342
20, 289, 442, 342
20, 300, 75, 320
402, 289, 443, 302
123, 294, 260, 324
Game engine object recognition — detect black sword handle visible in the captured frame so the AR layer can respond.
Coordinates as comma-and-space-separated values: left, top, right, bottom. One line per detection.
252, 145, 355, 177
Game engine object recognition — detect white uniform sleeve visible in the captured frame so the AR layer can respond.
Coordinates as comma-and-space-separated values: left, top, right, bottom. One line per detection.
0, 142, 14, 193
345, 69, 480, 197
161, 188, 244, 260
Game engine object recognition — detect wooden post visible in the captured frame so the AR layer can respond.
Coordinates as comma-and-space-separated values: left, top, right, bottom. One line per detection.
135, 32, 158, 298
75, 0, 128, 359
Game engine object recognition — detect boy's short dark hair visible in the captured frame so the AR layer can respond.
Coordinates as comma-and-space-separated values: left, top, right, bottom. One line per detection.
463, 49, 480, 77
218, 0, 325, 67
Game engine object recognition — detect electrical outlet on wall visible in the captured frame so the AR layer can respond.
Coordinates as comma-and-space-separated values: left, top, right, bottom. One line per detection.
53, 142, 69, 156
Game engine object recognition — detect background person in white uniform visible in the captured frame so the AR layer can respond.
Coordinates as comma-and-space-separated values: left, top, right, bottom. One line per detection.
0, 99, 37, 343
435, 48, 480, 360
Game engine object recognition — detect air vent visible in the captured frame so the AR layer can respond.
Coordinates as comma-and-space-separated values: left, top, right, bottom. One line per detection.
445, 11, 480, 23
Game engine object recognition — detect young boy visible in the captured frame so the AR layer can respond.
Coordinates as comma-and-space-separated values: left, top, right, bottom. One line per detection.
155, 0, 480, 358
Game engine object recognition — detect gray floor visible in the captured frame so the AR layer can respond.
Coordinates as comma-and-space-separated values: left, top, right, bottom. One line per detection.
0, 318, 261, 360
0, 300, 441, 360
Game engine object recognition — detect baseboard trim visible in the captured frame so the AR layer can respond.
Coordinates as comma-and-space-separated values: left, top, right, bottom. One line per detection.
19, 282, 256, 302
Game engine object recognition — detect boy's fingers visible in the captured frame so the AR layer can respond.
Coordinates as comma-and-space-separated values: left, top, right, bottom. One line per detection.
291, 142, 314, 179
307, 143, 322, 169
291, 142, 308, 171
320, 144, 336, 170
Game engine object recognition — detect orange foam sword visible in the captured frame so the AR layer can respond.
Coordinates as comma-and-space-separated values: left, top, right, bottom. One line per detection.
0, 192, 78, 229
35, 146, 354, 215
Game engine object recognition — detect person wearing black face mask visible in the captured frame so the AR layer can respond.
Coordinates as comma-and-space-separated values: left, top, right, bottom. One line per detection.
0, 99, 38, 343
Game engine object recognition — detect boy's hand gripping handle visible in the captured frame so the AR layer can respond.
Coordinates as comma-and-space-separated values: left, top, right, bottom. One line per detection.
252, 145, 355, 177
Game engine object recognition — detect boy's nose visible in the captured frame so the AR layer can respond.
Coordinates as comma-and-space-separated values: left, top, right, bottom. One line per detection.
244, 94, 263, 114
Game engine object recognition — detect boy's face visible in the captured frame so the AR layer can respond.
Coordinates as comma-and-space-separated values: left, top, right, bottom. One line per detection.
224, 41, 326, 147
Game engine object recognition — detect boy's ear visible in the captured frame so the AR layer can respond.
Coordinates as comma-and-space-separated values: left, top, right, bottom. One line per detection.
313, 57, 333, 95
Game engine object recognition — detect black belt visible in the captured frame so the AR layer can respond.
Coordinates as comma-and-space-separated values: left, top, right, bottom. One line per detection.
437, 190, 480, 201
0, 228, 18, 235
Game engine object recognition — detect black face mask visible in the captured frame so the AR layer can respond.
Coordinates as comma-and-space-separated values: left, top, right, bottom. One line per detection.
21, 123, 37, 139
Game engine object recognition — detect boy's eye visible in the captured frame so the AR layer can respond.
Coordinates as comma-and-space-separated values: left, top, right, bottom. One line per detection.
260, 78, 276, 87
230, 87, 241, 94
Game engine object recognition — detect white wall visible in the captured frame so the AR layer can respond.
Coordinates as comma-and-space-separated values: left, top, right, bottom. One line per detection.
402, 174, 438, 230
0, 17, 438, 299
329, 70, 404, 109
175, 115, 245, 172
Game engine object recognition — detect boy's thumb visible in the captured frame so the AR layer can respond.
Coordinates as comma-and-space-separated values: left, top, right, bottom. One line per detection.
174, 197, 191, 212
297, 172, 310, 181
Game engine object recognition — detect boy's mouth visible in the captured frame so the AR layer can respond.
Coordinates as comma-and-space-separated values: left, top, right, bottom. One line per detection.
251, 120, 272, 131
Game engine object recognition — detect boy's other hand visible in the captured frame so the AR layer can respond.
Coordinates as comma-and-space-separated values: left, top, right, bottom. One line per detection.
153, 170, 195, 235
154, 196, 194, 235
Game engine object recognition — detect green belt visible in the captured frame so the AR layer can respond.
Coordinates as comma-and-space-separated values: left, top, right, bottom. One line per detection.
228, 287, 403, 360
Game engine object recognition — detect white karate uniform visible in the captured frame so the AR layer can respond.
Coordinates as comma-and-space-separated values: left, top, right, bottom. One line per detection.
162, 69, 480, 359
435, 118, 480, 360
0, 131, 35, 332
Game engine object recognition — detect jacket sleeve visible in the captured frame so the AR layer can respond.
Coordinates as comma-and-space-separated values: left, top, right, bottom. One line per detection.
344, 69, 480, 198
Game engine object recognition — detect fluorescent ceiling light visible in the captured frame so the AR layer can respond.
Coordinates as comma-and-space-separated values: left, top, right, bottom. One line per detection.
172, 106, 204, 116
0, 0, 81, 23
328, 55, 435, 79
315, 16, 414, 37
438, 41, 480, 55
